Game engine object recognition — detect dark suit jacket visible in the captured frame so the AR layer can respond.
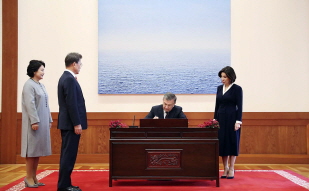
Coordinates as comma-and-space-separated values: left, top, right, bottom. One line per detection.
214, 84, 243, 122
145, 105, 187, 119
57, 71, 88, 130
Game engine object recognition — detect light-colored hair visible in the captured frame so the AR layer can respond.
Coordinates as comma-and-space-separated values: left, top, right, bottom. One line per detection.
163, 92, 177, 103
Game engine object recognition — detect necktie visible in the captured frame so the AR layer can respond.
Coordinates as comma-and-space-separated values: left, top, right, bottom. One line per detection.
165, 112, 169, 119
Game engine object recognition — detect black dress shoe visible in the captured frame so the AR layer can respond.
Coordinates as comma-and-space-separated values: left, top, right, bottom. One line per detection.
227, 175, 234, 179
71, 186, 81, 191
57, 186, 82, 191
221, 168, 229, 179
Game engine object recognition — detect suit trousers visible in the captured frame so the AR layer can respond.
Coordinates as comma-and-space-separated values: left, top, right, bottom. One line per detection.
58, 130, 81, 188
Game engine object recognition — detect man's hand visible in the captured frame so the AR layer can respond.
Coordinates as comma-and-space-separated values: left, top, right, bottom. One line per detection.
74, 125, 82, 135
153, 116, 159, 119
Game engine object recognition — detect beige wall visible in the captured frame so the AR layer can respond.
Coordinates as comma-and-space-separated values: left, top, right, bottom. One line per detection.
16, 0, 309, 113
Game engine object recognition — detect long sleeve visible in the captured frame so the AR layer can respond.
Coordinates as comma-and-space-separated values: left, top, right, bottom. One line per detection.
235, 85, 243, 122
145, 106, 157, 119
22, 82, 40, 124
176, 107, 187, 119
63, 77, 81, 126
49, 107, 53, 123
214, 86, 220, 120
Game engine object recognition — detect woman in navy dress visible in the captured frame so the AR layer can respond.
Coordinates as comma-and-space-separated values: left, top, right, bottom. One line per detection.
214, 66, 243, 179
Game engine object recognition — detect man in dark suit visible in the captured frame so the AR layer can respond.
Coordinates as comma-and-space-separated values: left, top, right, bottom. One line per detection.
145, 92, 187, 119
57, 52, 87, 191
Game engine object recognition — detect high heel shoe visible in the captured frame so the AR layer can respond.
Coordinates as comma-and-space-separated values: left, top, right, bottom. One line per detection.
35, 182, 46, 186
34, 177, 45, 186
227, 169, 235, 179
24, 178, 38, 188
221, 167, 229, 178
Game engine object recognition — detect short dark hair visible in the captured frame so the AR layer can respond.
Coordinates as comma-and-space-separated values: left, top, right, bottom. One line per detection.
218, 66, 237, 83
27, 60, 45, 77
163, 92, 177, 103
65, 52, 82, 67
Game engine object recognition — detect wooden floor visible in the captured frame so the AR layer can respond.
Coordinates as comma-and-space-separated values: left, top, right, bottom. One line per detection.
1, 163, 309, 188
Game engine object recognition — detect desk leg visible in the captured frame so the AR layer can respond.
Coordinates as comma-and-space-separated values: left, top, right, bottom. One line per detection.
109, 171, 112, 187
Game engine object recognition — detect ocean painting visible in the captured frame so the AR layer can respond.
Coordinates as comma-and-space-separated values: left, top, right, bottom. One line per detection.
98, 0, 230, 94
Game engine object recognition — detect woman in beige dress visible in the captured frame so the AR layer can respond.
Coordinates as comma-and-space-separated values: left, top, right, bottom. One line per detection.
21, 60, 52, 188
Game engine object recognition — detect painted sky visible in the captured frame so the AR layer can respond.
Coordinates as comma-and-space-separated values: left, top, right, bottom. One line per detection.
98, 0, 230, 52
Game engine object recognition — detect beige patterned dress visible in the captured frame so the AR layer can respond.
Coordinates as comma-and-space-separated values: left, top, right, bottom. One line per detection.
21, 79, 52, 157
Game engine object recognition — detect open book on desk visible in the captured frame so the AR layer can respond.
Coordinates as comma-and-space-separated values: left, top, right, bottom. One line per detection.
139, 118, 188, 128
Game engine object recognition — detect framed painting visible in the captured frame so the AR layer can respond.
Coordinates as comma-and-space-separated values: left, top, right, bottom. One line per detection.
98, 0, 230, 94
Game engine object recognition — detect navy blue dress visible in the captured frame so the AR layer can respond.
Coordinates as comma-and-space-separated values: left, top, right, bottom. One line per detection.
214, 84, 243, 156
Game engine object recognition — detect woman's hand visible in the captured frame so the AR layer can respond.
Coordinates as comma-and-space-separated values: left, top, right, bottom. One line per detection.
234, 123, 241, 131
49, 123, 52, 129
31, 123, 39, 130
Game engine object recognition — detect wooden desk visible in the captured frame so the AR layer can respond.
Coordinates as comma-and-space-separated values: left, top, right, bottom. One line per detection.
109, 128, 219, 187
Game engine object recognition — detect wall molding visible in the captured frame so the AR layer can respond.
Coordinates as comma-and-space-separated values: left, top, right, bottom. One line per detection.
6, 112, 309, 164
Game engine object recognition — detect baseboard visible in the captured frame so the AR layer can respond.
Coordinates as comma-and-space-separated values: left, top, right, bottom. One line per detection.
16, 153, 309, 164
237, 154, 309, 164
